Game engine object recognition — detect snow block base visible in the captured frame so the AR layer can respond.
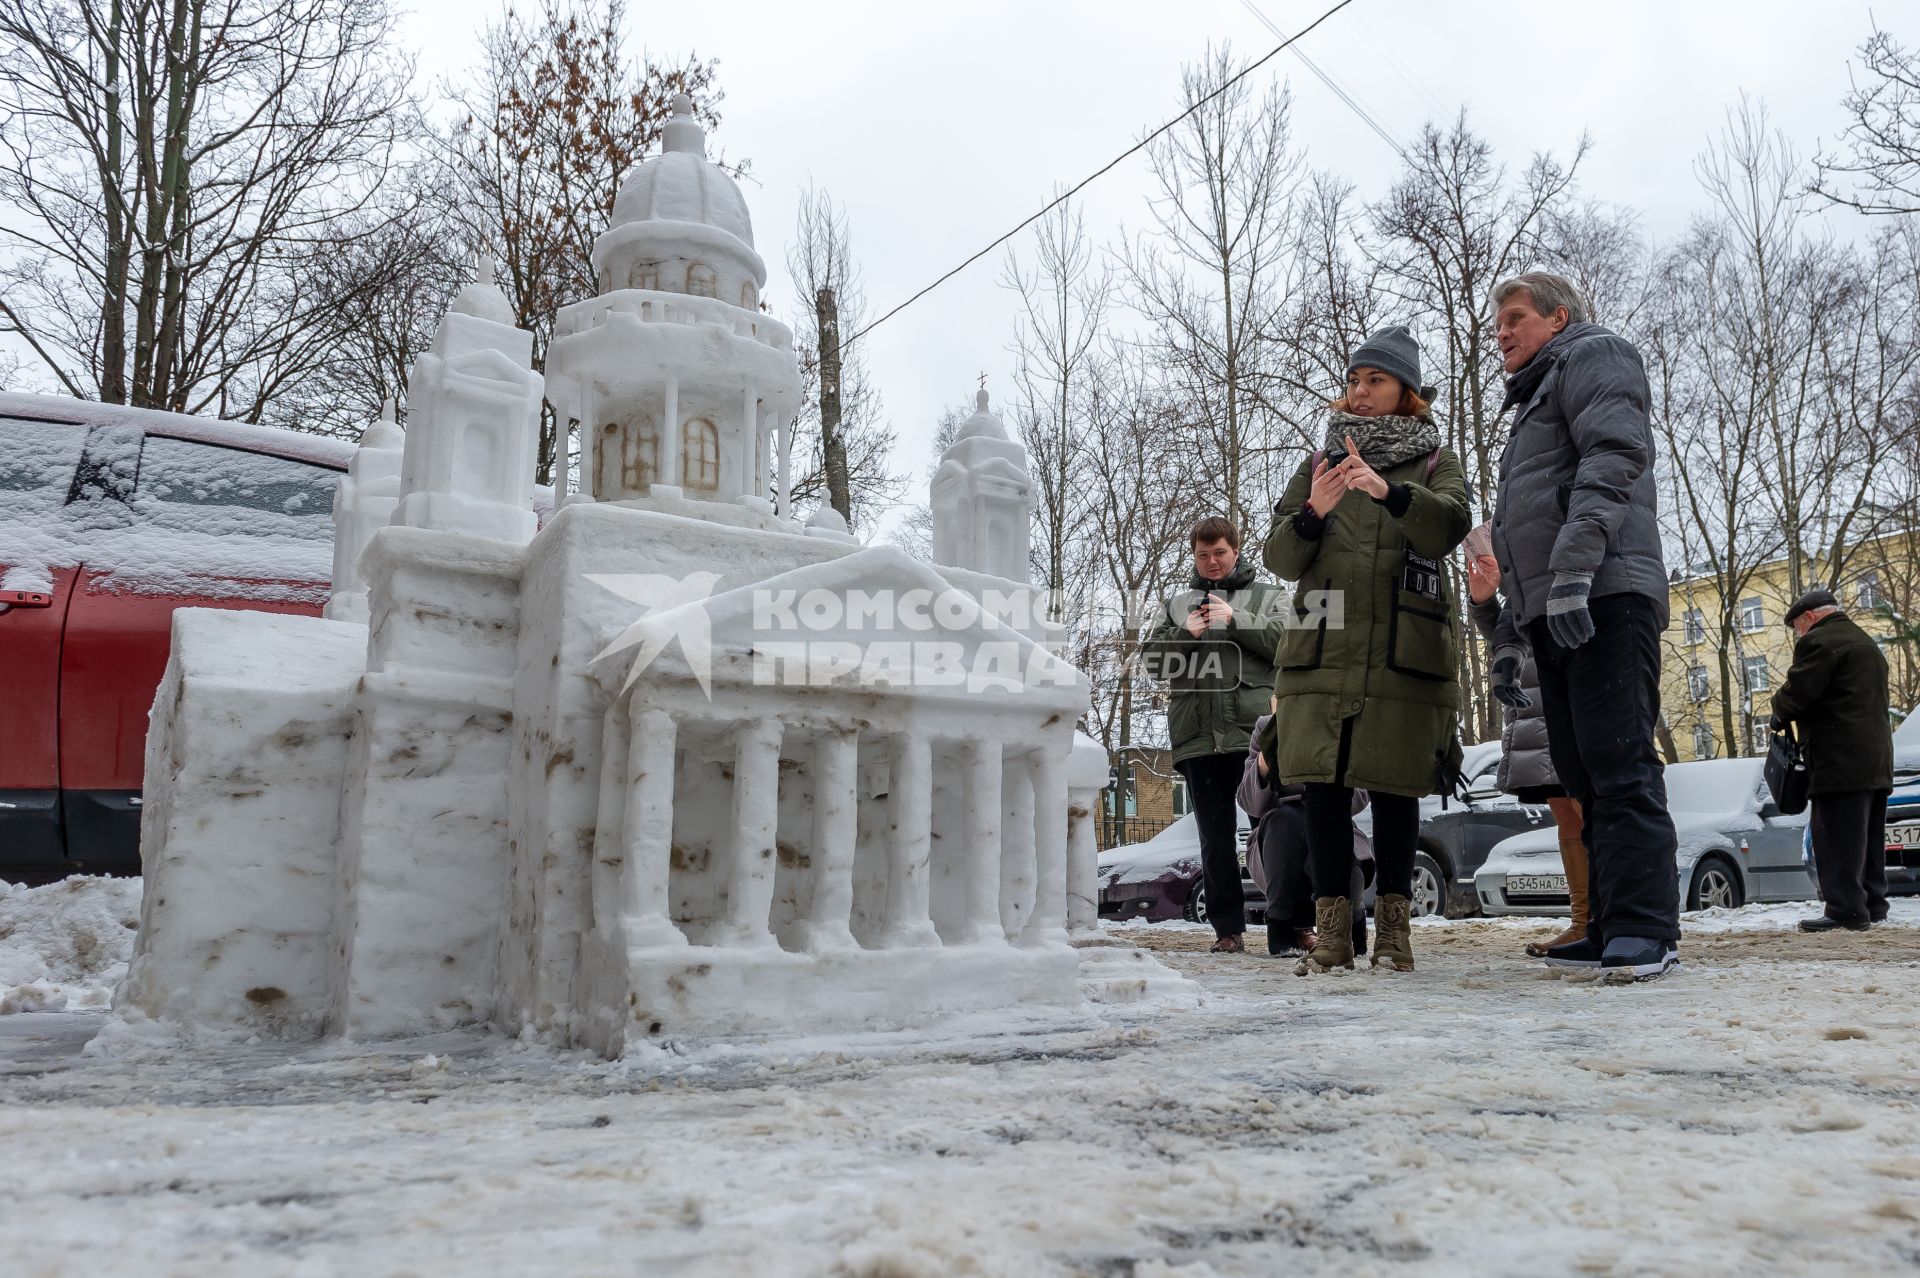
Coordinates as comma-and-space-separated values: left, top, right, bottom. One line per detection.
575, 933, 1084, 1057
118, 609, 366, 1036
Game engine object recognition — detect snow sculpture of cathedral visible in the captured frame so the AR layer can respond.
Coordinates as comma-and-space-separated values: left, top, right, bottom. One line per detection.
117, 95, 1126, 1055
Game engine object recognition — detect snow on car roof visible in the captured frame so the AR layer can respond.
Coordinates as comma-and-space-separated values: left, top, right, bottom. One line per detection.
1663, 757, 1767, 819
0, 391, 355, 470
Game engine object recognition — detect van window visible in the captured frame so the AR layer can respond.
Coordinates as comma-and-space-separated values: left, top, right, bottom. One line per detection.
0, 417, 87, 514
136, 436, 337, 522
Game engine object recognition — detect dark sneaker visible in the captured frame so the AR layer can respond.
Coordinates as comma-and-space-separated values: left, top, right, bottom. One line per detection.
1600, 936, 1679, 980
1798, 915, 1870, 933
1541, 936, 1602, 968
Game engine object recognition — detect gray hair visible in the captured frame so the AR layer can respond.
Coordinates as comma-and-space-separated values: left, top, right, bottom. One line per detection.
1490, 272, 1592, 325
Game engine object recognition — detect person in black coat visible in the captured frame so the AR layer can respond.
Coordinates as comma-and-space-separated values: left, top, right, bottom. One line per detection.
1770, 589, 1896, 931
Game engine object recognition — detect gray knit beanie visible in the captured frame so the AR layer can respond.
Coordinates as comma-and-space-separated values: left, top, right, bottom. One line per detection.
1347, 326, 1436, 402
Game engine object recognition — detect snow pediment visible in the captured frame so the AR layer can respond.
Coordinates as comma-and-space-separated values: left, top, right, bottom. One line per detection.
587, 545, 1084, 707
439, 345, 537, 389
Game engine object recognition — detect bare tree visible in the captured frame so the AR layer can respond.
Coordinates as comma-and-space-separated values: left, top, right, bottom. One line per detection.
1003, 194, 1111, 614
439, 0, 724, 483
786, 183, 901, 530
1814, 22, 1920, 216
0, 0, 416, 419
1122, 44, 1303, 538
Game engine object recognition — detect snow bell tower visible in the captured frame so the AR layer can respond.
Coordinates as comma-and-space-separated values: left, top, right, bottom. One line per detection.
547, 94, 800, 518
932, 389, 1032, 580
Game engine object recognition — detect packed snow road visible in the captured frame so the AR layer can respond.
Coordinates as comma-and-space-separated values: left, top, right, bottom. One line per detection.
3, 880, 1919, 1276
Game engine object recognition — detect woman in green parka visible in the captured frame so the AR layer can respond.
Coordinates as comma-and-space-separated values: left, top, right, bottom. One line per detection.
1264, 326, 1470, 975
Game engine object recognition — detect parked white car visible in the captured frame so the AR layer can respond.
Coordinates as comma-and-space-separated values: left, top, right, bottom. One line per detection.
1474, 757, 1815, 915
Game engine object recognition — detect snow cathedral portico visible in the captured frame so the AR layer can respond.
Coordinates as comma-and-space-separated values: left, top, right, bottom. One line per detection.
117, 96, 1149, 1056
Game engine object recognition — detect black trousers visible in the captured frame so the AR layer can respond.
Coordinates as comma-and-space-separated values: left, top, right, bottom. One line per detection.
1304, 784, 1418, 900
1530, 593, 1681, 945
1177, 752, 1248, 937
1810, 790, 1890, 924
1260, 801, 1368, 954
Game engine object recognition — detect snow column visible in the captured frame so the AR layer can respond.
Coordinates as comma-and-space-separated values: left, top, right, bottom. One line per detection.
801, 727, 859, 951
882, 735, 939, 947
961, 739, 1005, 944
1025, 748, 1070, 946
720, 720, 783, 946
999, 754, 1035, 940
621, 705, 683, 948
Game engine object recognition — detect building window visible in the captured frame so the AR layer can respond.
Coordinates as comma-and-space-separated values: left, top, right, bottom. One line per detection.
1684, 608, 1706, 645
1858, 572, 1884, 609
686, 261, 717, 298
1747, 715, 1771, 756
739, 282, 757, 310
681, 417, 720, 490
1741, 597, 1764, 632
1171, 774, 1189, 817
1692, 722, 1716, 760
1742, 656, 1770, 693
1687, 665, 1711, 702
618, 421, 658, 490
627, 259, 660, 291
1105, 764, 1138, 818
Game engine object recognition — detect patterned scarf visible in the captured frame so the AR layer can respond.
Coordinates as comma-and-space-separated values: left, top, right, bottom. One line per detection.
1323, 410, 1440, 470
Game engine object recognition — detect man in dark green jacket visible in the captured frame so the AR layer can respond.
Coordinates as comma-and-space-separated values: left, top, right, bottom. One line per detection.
1770, 589, 1895, 931
1140, 516, 1288, 951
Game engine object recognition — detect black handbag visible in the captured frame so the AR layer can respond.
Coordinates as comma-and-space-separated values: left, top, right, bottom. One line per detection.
1764, 724, 1811, 816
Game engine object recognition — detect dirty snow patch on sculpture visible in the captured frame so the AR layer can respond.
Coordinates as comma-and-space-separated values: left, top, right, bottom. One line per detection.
116, 91, 1167, 1058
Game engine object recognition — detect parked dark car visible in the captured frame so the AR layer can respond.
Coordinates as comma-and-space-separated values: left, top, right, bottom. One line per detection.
1096, 813, 1265, 926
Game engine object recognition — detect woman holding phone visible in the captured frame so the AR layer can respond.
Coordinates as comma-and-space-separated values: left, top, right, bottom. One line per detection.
1264, 326, 1471, 974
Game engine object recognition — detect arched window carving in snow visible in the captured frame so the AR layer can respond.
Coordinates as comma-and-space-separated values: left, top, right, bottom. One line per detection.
686, 262, 718, 298
739, 282, 757, 310
627, 259, 661, 291
682, 417, 720, 490
620, 420, 659, 491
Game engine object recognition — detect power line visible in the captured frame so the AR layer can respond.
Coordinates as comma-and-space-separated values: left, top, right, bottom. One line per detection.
1238, 0, 1408, 159
843, 0, 1360, 352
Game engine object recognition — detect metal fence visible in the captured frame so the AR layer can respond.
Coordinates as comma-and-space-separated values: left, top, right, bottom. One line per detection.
1096, 815, 1177, 851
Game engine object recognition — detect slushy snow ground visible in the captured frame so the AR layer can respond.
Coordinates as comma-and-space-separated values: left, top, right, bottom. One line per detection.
5, 877, 1920, 1276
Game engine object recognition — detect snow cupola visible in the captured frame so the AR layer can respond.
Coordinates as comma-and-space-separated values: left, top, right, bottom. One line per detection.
546, 94, 801, 518
324, 398, 405, 625
393, 255, 544, 544
932, 389, 1032, 581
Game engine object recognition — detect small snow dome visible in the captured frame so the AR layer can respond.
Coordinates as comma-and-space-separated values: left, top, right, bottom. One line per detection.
449, 255, 516, 327
610, 94, 754, 248
954, 389, 1008, 442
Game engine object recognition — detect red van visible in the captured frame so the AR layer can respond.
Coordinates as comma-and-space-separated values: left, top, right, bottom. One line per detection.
0, 393, 353, 882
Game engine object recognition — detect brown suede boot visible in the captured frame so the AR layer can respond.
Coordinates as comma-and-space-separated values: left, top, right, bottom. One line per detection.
1294, 898, 1355, 974
1526, 835, 1591, 957
1372, 894, 1414, 971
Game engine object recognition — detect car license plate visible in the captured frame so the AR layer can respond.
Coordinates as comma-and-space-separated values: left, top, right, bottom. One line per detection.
1889, 823, 1920, 850
1507, 874, 1567, 894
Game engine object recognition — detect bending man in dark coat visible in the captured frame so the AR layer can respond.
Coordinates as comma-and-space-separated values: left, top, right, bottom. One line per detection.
1486, 272, 1680, 981
1770, 589, 1895, 932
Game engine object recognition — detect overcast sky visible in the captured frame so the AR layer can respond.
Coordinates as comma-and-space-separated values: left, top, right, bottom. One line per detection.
407, 0, 1885, 527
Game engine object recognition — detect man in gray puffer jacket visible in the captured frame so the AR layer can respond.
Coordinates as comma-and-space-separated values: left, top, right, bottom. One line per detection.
1486, 272, 1679, 981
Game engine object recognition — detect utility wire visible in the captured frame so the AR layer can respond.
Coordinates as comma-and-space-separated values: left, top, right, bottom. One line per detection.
1238, 0, 1407, 159
843, 0, 1360, 351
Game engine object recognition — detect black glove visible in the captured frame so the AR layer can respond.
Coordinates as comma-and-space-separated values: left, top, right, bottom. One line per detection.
1491, 645, 1531, 711
1544, 571, 1596, 649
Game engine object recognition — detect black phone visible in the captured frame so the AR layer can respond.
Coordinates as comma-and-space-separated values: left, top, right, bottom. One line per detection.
1322, 446, 1348, 470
